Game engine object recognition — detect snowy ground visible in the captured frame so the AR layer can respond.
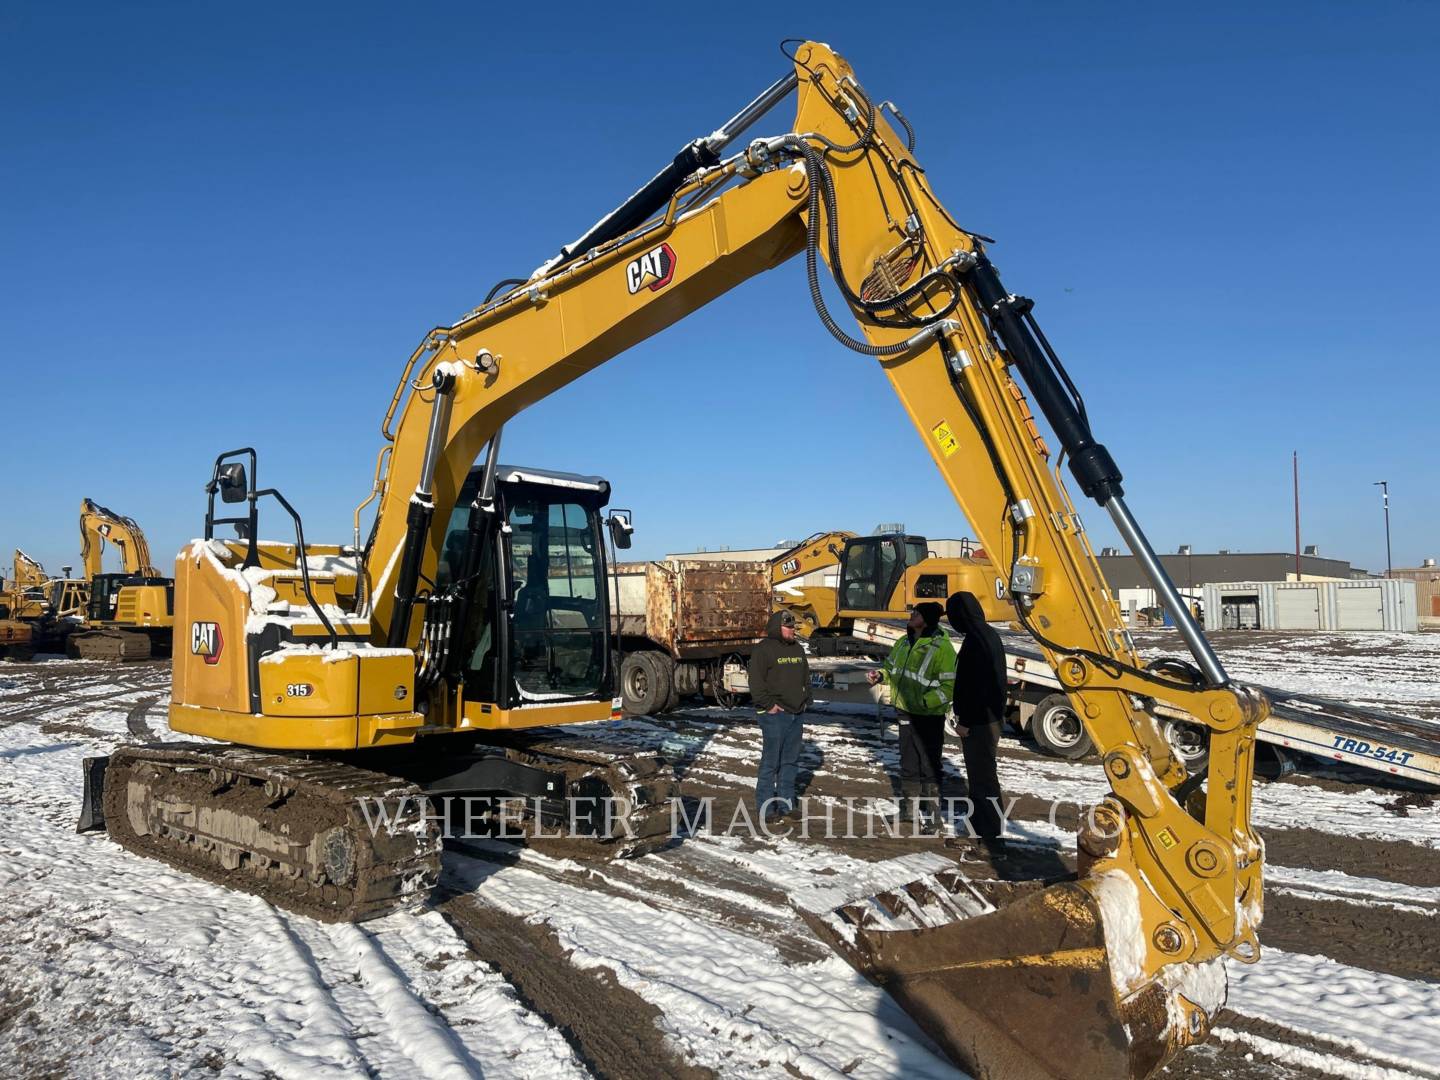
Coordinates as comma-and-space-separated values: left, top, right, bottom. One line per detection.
1132, 629, 1440, 721
1, 632, 1437, 1079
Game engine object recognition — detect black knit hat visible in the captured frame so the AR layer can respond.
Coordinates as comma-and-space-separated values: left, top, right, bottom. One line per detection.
913, 601, 944, 629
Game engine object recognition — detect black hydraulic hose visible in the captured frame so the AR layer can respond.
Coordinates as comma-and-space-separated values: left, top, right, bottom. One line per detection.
484, 278, 527, 303
802, 142, 963, 327
1023, 308, 1089, 427
796, 144, 960, 356
880, 101, 915, 152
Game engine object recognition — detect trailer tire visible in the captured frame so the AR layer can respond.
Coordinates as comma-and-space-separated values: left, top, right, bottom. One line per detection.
1162, 718, 1210, 773
1030, 693, 1094, 760
672, 659, 700, 700
641, 651, 679, 714
620, 651, 669, 717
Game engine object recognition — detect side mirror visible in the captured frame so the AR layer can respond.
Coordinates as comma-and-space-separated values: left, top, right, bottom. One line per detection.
606, 511, 634, 551
217, 462, 249, 504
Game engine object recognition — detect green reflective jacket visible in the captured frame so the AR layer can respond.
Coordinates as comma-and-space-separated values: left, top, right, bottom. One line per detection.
881, 630, 957, 716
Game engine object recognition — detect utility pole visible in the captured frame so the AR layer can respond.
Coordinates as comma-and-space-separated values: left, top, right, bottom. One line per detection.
1374, 481, 1392, 577
1293, 451, 1301, 581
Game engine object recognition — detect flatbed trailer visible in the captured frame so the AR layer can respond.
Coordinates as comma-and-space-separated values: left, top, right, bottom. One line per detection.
724, 617, 1440, 789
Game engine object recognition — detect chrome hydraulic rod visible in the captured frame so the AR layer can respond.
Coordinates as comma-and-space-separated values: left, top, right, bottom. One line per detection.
1106, 495, 1228, 686
702, 71, 799, 154
555, 70, 798, 265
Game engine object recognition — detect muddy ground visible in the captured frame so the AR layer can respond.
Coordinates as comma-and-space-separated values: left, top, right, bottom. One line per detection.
1, 648, 1437, 1079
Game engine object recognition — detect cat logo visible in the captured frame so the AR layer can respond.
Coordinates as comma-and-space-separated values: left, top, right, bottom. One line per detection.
625, 243, 676, 294
191, 621, 223, 665
780, 558, 799, 575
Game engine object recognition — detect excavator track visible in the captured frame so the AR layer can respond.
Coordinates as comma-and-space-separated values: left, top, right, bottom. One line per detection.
501, 745, 677, 860
69, 629, 152, 661
103, 743, 440, 922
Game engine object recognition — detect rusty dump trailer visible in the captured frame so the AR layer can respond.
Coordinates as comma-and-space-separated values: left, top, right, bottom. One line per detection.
609, 559, 770, 715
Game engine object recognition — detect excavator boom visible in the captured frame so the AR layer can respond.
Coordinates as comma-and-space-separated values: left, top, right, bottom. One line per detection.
79, 498, 159, 578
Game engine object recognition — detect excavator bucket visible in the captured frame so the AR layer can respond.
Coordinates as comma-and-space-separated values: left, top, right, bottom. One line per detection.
793, 853, 1224, 1080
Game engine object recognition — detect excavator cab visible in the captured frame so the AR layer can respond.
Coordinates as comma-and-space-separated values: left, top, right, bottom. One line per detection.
836, 532, 927, 611
434, 464, 616, 712
87, 572, 134, 621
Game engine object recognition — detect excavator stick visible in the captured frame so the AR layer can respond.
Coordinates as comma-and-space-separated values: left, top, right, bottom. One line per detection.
793, 856, 1223, 1080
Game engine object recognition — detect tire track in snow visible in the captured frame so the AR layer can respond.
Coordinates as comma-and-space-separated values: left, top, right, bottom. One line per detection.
243, 902, 371, 1079
124, 695, 158, 739
325, 921, 483, 1079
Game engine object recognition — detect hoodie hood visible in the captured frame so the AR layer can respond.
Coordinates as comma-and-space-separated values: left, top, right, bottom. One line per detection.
947, 591, 988, 631
766, 610, 793, 640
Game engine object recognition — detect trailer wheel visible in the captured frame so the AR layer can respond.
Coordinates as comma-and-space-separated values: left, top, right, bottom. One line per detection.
1162, 718, 1210, 773
641, 651, 679, 714
620, 652, 669, 717
1030, 693, 1094, 760
672, 659, 700, 702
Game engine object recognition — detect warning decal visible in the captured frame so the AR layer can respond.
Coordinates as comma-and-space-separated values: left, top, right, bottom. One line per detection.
931, 420, 960, 458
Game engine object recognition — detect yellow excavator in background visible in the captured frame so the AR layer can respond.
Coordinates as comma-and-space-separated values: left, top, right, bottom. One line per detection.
81, 42, 1267, 1078
771, 528, 1009, 639
12, 549, 50, 593
0, 549, 88, 655
67, 499, 174, 660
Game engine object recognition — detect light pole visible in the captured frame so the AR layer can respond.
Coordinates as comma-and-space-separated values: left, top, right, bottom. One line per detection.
1373, 481, 1392, 577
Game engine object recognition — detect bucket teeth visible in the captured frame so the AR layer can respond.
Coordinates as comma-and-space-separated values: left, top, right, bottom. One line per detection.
793, 858, 1224, 1080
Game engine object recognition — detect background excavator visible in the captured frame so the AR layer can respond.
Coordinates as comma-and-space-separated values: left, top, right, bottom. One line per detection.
770, 528, 1009, 641
67, 498, 175, 660
0, 548, 88, 656
80, 42, 1268, 1079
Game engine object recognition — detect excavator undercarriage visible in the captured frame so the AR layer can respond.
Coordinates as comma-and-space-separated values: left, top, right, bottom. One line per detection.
88, 736, 677, 921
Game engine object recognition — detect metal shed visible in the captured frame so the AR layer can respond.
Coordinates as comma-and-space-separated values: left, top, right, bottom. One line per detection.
1202, 579, 1419, 632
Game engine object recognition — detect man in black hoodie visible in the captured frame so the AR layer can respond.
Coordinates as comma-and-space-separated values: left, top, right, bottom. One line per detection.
747, 610, 812, 820
946, 591, 1009, 840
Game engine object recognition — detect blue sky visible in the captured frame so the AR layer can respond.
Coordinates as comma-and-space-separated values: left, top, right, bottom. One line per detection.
3, 2, 1436, 576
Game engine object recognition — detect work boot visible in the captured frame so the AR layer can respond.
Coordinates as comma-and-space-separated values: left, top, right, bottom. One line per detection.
895, 781, 919, 824
918, 783, 940, 835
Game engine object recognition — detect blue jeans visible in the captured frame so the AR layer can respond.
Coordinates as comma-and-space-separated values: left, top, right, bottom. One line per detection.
756, 710, 803, 815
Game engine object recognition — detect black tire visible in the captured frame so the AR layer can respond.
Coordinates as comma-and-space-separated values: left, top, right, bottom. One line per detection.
640, 651, 679, 714
1030, 693, 1094, 760
1162, 717, 1210, 773
620, 651, 669, 717
671, 660, 700, 703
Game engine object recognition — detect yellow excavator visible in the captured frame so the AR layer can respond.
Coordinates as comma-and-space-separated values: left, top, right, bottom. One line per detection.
68, 499, 175, 660
81, 42, 1267, 1079
0, 549, 88, 655
12, 549, 50, 593
771, 528, 1009, 638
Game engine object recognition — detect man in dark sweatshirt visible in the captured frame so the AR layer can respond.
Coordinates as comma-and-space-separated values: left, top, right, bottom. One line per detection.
747, 610, 812, 820
946, 591, 1009, 840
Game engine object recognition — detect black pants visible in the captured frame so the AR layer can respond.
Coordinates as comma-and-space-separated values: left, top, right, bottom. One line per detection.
897, 710, 945, 787
959, 720, 1005, 837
